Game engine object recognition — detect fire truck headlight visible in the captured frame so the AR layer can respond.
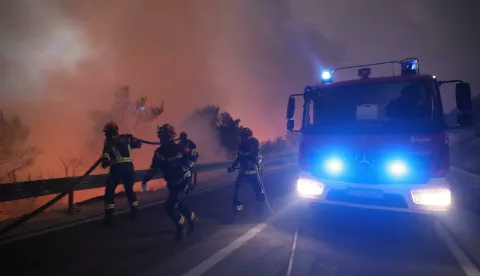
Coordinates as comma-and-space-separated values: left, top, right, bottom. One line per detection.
297, 178, 324, 197
387, 160, 408, 176
411, 188, 451, 206
325, 158, 343, 174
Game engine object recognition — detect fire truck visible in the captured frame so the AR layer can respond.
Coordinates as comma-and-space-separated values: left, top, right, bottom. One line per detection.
286, 58, 472, 213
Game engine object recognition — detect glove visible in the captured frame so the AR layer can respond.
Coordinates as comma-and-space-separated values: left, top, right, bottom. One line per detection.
101, 159, 110, 169
141, 181, 148, 192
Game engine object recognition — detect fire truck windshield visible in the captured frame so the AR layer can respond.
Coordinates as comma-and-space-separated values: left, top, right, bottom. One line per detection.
304, 79, 439, 134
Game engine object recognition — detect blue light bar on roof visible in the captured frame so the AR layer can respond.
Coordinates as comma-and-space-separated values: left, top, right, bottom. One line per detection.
320, 69, 333, 84
401, 58, 419, 75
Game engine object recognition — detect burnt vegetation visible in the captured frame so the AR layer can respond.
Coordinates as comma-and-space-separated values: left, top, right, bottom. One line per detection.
2, 87, 296, 183
0, 110, 40, 183
87, 85, 165, 153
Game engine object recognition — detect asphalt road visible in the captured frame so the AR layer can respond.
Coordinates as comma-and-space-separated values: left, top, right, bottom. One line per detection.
0, 168, 474, 276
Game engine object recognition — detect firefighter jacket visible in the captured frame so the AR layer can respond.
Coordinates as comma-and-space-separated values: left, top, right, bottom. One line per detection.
179, 138, 199, 163
232, 137, 263, 174
143, 140, 196, 185
101, 134, 141, 167
179, 139, 197, 150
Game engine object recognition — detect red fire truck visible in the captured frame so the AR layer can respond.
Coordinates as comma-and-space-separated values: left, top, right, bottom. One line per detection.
286, 58, 472, 213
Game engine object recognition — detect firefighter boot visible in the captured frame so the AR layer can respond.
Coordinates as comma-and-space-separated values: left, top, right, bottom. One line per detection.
175, 216, 187, 242
187, 212, 197, 236
233, 204, 243, 221
103, 209, 114, 227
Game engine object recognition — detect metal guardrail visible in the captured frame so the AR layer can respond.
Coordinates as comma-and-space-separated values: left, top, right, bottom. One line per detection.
0, 153, 299, 203
0, 153, 298, 237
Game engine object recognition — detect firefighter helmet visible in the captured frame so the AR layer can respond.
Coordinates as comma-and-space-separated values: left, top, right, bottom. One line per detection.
103, 121, 119, 133
157, 123, 176, 140
241, 128, 253, 138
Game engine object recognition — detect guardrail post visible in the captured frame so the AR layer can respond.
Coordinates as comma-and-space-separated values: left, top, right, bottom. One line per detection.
66, 188, 75, 215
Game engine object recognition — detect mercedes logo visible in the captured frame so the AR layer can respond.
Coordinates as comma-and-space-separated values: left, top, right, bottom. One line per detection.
355, 154, 374, 168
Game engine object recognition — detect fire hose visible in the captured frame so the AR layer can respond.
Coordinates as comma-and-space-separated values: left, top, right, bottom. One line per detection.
134, 137, 182, 145
0, 136, 162, 238
134, 137, 161, 145
227, 165, 275, 215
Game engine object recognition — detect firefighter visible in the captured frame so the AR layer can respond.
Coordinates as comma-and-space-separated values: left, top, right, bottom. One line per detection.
141, 124, 197, 241
179, 131, 199, 164
227, 127, 266, 216
101, 121, 142, 226
179, 132, 196, 150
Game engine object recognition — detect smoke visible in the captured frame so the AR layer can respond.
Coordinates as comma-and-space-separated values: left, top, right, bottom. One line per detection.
0, 0, 479, 178
0, 0, 95, 100
181, 107, 229, 162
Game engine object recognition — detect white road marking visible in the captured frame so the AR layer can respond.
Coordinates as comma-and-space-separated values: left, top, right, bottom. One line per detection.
182, 222, 268, 276
435, 220, 480, 276
180, 201, 294, 276
286, 227, 299, 276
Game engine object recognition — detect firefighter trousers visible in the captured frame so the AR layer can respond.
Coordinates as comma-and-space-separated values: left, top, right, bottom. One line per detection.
104, 162, 138, 213
165, 178, 195, 228
233, 172, 265, 210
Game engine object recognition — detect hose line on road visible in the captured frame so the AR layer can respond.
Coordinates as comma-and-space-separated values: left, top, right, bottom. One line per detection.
259, 168, 275, 215
0, 158, 102, 238
229, 166, 276, 215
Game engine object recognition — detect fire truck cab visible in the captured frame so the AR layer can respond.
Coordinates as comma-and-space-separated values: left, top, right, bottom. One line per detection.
287, 58, 473, 214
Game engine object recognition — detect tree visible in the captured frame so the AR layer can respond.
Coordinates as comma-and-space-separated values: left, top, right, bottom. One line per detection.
260, 137, 287, 156
184, 105, 301, 160
260, 133, 299, 156
182, 105, 244, 160
60, 157, 83, 177
218, 112, 243, 157
87, 85, 165, 152
0, 110, 40, 183
188, 105, 220, 130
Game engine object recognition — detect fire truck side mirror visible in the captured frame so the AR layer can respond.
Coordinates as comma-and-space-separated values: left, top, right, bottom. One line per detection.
456, 82, 472, 112
287, 97, 295, 119
456, 113, 473, 127
287, 119, 295, 131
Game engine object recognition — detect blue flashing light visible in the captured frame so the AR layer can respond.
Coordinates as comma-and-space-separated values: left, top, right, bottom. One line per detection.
322, 70, 332, 80
388, 160, 408, 177
401, 59, 419, 75
320, 70, 333, 84
324, 157, 343, 174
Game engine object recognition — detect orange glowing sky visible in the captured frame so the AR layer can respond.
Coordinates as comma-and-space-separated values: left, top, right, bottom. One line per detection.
1, 0, 479, 178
